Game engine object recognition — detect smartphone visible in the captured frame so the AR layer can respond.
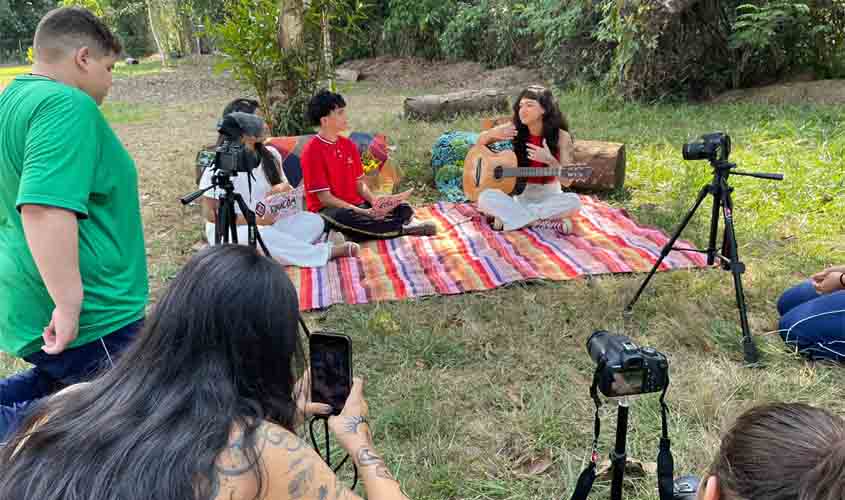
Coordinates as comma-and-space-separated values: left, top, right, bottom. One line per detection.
309, 332, 352, 415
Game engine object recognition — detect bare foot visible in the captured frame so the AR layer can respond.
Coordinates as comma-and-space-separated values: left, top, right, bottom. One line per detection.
330, 242, 360, 259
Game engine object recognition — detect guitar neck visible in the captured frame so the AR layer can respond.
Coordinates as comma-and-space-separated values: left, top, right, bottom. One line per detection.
500, 165, 588, 178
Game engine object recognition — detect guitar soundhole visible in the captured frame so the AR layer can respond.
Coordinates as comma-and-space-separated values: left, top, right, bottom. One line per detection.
493, 166, 504, 180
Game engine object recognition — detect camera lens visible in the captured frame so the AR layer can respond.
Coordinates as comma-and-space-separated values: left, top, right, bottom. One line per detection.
586, 330, 611, 365
682, 143, 703, 161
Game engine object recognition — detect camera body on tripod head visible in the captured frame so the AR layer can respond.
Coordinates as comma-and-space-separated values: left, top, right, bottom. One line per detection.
682, 132, 731, 162
587, 331, 669, 398
213, 138, 255, 175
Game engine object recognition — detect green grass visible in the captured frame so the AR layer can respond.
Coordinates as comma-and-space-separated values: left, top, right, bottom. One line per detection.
113, 59, 164, 78
101, 102, 161, 124
1, 59, 163, 87
1, 65, 844, 499
0, 65, 29, 87
314, 84, 845, 498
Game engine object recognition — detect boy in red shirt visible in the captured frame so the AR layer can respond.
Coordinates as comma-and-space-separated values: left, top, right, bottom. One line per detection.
301, 90, 437, 240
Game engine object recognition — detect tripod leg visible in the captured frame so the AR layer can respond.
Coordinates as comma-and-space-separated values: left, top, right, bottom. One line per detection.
720, 186, 759, 364
232, 193, 273, 258
227, 196, 239, 245
626, 184, 712, 313
610, 401, 630, 500
707, 180, 722, 266
215, 197, 227, 245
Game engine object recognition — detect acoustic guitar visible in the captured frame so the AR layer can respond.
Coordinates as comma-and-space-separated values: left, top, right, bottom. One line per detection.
462, 145, 593, 202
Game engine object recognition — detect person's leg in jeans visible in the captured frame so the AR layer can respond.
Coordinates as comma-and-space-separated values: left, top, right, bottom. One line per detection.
778, 287, 845, 361
0, 318, 143, 440
777, 280, 820, 316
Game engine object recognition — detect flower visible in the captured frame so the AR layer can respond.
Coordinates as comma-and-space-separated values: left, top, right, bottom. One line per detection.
361, 152, 382, 174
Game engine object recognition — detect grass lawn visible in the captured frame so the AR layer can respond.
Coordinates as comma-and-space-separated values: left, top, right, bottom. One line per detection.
308, 84, 845, 499
0, 59, 163, 88
1, 63, 843, 499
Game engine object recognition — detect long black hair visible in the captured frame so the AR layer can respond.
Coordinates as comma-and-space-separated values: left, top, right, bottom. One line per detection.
512, 85, 570, 167
0, 245, 305, 500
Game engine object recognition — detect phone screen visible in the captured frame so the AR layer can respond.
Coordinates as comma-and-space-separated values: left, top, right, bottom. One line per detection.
309, 333, 352, 414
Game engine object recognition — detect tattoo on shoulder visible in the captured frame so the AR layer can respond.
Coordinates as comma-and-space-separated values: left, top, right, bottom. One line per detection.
259, 423, 307, 452
343, 416, 367, 434
217, 433, 258, 478
318, 485, 329, 500
288, 468, 314, 500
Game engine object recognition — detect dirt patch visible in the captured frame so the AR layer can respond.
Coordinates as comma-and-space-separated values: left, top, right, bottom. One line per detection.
338, 56, 546, 93
108, 58, 248, 105
712, 79, 845, 105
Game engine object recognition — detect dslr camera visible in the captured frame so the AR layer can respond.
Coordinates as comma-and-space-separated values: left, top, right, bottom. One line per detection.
586, 331, 669, 398
213, 138, 253, 175
682, 132, 731, 162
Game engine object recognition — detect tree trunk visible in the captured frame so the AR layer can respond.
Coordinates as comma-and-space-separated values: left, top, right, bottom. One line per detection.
321, 8, 334, 89
404, 89, 511, 121
278, 0, 304, 49
146, 0, 167, 66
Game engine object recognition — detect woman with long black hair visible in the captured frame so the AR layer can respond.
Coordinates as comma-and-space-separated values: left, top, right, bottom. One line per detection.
0, 245, 407, 500
476, 85, 582, 232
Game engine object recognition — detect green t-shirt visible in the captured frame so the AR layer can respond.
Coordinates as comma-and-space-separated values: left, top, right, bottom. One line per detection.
0, 75, 148, 357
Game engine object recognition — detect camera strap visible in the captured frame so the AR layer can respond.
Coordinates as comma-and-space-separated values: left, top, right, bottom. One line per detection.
569, 371, 673, 500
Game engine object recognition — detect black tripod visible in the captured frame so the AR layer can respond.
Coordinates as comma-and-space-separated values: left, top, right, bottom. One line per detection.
609, 397, 632, 500
181, 169, 271, 253
625, 160, 783, 364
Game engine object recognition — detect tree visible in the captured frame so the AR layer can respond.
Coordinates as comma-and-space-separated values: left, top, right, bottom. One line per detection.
212, 0, 367, 134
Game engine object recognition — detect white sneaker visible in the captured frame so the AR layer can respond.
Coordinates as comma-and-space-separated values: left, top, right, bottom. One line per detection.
532, 218, 573, 234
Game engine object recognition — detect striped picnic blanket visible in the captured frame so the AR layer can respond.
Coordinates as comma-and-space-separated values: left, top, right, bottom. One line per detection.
286, 196, 708, 311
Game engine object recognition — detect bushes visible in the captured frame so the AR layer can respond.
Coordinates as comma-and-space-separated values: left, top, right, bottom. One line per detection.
368, 0, 844, 100
599, 0, 845, 100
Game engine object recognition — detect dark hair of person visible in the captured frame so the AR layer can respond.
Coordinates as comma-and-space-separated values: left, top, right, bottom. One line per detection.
0, 245, 305, 500
222, 98, 260, 118
255, 141, 283, 186
306, 89, 346, 126
216, 105, 283, 186
34, 7, 122, 62
708, 402, 845, 500
511, 85, 570, 168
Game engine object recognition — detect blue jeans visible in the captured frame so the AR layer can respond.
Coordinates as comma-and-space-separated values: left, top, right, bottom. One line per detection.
777, 281, 845, 362
0, 319, 143, 440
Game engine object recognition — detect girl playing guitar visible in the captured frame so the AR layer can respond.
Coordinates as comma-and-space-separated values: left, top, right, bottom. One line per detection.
476, 85, 581, 232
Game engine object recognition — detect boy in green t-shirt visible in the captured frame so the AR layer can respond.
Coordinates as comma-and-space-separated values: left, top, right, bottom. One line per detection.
0, 7, 148, 437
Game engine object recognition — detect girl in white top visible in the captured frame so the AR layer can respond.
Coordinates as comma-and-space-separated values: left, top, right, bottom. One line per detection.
200, 112, 358, 267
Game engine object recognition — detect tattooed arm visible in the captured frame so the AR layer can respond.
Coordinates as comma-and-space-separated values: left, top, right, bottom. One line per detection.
328, 379, 409, 500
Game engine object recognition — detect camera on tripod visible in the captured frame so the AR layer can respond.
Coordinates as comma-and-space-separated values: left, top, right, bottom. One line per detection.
213, 138, 254, 175
682, 132, 730, 162
587, 331, 669, 398
571, 331, 674, 500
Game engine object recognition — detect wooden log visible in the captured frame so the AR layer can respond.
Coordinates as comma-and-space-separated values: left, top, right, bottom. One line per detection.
335, 68, 360, 82
480, 115, 626, 192
404, 89, 510, 121
572, 140, 626, 192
